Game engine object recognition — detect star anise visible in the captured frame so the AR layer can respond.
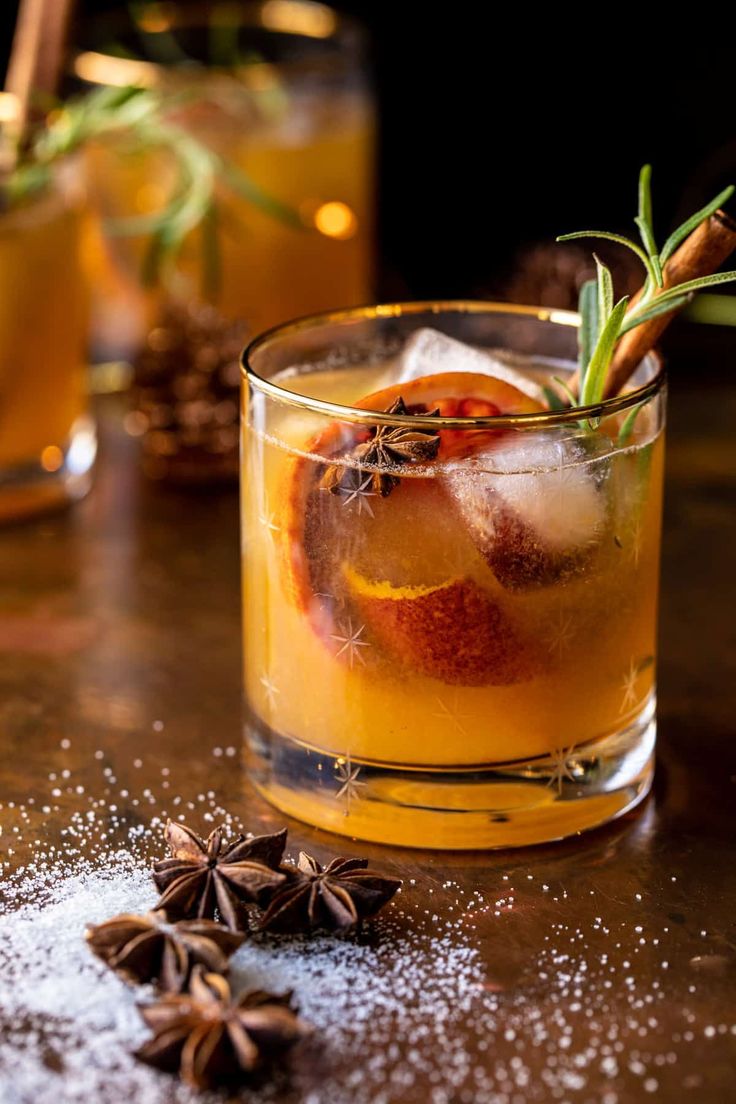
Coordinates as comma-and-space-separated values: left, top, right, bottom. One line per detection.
86, 909, 244, 992
152, 821, 287, 931
136, 967, 310, 1090
320, 397, 441, 498
259, 852, 402, 933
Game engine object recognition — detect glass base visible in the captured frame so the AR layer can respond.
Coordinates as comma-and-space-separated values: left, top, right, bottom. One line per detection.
0, 415, 97, 523
245, 692, 656, 849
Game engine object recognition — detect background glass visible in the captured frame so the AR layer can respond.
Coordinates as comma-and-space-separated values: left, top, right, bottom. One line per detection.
242, 303, 666, 849
0, 159, 94, 522
75, 1, 375, 365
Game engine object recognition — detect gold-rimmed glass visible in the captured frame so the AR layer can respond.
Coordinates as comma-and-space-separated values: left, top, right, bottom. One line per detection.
241, 302, 666, 849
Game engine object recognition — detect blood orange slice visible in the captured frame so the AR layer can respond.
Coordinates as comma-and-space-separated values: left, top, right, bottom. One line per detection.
359, 371, 543, 460
278, 370, 544, 680
343, 565, 539, 686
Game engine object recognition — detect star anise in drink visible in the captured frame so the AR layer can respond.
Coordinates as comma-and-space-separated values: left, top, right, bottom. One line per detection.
153, 820, 287, 931
259, 852, 402, 933
136, 967, 310, 1090
320, 397, 440, 499
86, 909, 244, 992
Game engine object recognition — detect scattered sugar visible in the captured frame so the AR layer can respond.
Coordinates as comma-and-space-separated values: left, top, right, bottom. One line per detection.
1, 759, 735, 1103
0, 847, 482, 1104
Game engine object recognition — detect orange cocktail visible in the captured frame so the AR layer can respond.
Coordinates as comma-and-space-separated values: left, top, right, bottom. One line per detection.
77, 2, 374, 362
0, 163, 93, 521
241, 304, 665, 848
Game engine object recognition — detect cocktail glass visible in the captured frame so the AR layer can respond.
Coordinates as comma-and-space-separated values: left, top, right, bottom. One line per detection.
241, 303, 665, 848
75, 1, 375, 363
0, 160, 94, 522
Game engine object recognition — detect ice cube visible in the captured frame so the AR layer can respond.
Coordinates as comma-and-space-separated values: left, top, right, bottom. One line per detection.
443, 431, 609, 587
395, 328, 546, 403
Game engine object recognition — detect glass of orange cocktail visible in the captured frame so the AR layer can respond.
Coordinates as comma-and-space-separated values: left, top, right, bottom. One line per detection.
0, 161, 93, 522
241, 303, 665, 848
75, 1, 374, 364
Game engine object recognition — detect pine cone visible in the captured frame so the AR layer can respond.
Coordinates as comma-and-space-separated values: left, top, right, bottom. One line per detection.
129, 300, 248, 484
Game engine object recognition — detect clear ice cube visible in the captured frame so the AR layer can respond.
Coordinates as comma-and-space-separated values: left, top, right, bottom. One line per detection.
444, 429, 610, 554
395, 328, 545, 402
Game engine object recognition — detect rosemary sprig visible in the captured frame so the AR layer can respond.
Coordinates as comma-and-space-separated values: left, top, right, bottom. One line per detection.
2, 84, 301, 292
558, 166, 736, 408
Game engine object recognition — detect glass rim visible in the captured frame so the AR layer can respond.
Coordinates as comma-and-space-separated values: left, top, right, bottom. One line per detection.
73, 1, 361, 89
241, 300, 666, 430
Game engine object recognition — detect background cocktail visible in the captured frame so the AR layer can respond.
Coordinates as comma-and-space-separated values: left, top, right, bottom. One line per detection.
242, 305, 665, 848
76, 3, 375, 363
0, 162, 93, 521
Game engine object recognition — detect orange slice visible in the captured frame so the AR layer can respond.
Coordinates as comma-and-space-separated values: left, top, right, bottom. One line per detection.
359, 371, 543, 459
278, 370, 545, 678
343, 565, 539, 686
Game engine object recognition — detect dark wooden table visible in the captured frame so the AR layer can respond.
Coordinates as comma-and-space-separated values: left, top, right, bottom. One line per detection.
1, 384, 735, 1102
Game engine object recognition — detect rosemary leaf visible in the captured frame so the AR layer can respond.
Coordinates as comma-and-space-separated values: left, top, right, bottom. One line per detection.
622, 271, 736, 331
557, 230, 654, 282
133, 133, 215, 284
646, 269, 736, 299
638, 164, 654, 238
619, 291, 694, 334
580, 297, 630, 407
577, 278, 598, 395
594, 254, 614, 328
541, 385, 566, 411
618, 402, 644, 445
635, 164, 663, 287
218, 159, 302, 229
552, 376, 578, 407
660, 185, 736, 263
3, 162, 50, 203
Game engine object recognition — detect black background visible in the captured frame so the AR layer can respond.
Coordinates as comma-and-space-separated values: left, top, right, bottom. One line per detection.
3, 3, 736, 307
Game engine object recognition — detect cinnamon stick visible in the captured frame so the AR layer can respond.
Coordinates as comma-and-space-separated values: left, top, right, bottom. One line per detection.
569, 208, 736, 399
4, 0, 76, 154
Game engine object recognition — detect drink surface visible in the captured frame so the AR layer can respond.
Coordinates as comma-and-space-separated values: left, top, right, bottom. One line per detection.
242, 354, 663, 770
